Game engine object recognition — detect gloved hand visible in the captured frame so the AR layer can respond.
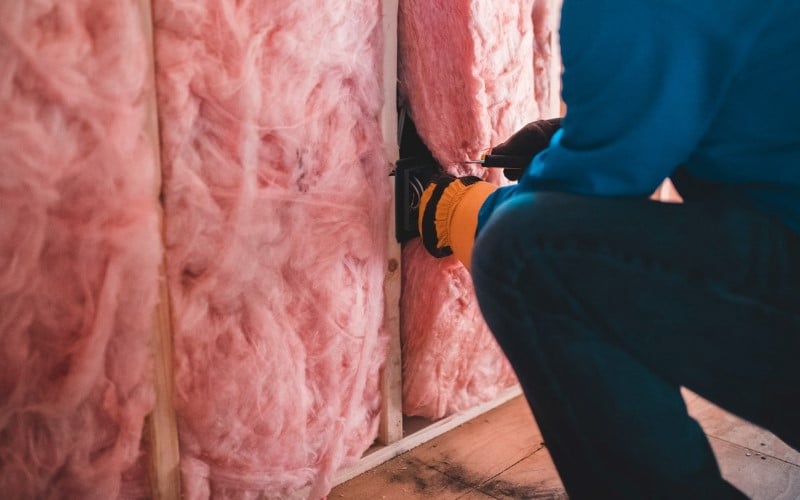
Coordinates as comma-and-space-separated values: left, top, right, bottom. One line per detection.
417, 175, 497, 269
492, 117, 562, 180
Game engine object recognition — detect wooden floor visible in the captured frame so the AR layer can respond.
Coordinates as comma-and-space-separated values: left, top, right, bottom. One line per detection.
331, 391, 800, 499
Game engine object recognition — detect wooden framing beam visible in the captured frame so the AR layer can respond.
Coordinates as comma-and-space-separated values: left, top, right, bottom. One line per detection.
378, 0, 404, 446
335, 385, 523, 485
139, 1, 181, 498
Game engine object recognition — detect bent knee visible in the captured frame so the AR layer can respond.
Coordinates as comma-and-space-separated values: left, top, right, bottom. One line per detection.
473, 191, 570, 271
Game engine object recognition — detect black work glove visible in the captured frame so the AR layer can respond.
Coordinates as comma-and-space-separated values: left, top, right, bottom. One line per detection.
492, 117, 562, 181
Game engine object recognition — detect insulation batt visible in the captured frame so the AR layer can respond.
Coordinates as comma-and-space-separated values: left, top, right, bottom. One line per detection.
153, 1, 389, 498
399, 0, 559, 418
0, 1, 161, 498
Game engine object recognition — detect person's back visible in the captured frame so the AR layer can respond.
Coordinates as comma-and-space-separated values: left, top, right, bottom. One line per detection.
676, 0, 800, 232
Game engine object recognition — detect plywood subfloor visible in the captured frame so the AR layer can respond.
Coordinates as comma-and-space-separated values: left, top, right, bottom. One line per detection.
331, 391, 800, 499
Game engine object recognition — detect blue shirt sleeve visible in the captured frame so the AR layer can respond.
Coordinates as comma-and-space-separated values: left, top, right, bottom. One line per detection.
479, 0, 773, 231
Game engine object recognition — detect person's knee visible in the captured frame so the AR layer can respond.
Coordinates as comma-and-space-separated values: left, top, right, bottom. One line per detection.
473, 190, 651, 277
472, 190, 615, 327
472, 191, 563, 274
472, 195, 524, 288
472, 193, 580, 356
472, 192, 563, 311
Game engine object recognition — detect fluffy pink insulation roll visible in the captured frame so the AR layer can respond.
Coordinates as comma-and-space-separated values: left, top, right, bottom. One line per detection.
0, 2, 161, 498
399, 0, 560, 418
153, 1, 389, 498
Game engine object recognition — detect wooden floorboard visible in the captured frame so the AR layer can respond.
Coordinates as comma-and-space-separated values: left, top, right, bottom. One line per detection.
711, 437, 800, 500
474, 447, 566, 500
328, 454, 476, 500
410, 396, 543, 483
456, 489, 500, 499
684, 389, 800, 466
331, 394, 800, 499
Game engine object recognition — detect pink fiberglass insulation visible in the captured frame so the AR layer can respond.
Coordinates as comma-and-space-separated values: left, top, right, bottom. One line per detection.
533, 0, 559, 114
153, 1, 389, 498
399, 0, 559, 418
0, 1, 161, 498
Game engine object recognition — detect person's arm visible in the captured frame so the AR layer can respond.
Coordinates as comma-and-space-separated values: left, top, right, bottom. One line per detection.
417, 119, 561, 269
479, 0, 772, 227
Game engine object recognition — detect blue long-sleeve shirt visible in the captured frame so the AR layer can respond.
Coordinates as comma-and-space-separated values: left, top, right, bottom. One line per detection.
479, 0, 800, 234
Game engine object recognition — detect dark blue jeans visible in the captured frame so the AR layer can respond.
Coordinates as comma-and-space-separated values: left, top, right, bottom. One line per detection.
471, 192, 800, 499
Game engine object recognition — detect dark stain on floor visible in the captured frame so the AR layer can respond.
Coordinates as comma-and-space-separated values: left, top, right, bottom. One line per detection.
423, 454, 567, 500
386, 457, 472, 494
